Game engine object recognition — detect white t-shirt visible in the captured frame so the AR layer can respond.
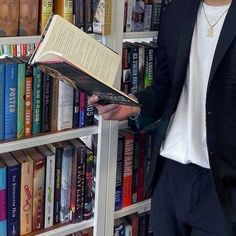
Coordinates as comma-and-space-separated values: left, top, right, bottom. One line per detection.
160, 2, 230, 168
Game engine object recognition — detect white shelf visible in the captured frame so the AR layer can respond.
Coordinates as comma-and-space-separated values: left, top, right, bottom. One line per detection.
34, 219, 93, 236
114, 199, 151, 219
0, 36, 40, 45
0, 126, 98, 154
123, 31, 158, 40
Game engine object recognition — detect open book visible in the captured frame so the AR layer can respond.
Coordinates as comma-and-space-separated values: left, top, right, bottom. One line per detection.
29, 14, 140, 107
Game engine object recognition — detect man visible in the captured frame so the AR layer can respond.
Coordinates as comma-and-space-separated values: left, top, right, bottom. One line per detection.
89, 0, 236, 235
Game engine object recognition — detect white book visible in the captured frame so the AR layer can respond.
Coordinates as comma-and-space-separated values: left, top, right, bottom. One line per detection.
37, 145, 55, 228
57, 80, 74, 131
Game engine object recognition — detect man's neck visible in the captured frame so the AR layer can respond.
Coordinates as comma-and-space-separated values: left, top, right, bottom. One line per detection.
203, 0, 231, 6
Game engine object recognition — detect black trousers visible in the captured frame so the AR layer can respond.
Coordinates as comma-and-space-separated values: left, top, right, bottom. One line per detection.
150, 156, 233, 236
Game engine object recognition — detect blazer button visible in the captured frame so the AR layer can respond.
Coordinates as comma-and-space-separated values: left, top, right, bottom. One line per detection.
207, 111, 212, 115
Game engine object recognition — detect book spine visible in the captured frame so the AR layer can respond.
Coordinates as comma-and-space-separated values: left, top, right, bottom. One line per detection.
57, 80, 74, 131
4, 63, 17, 140
19, 0, 39, 36
122, 131, 134, 207
0, 0, 19, 36
0, 65, 4, 141
74, 0, 84, 30
79, 91, 86, 128
132, 132, 139, 204
125, 0, 133, 32
84, 0, 93, 33
60, 143, 73, 223
39, 0, 53, 34
42, 73, 51, 132
132, 0, 145, 32
54, 0, 73, 23
7, 165, 20, 236
32, 67, 43, 134
83, 148, 94, 220
85, 96, 94, 126
50, 77, 59, 132
144, 46, 154, 88
16, 62, 26, 139
0, 166, 7, 236
143, 3, 153, 31
20, 161, 33, 235
115, 135, 124, 211
130, 44, 139, 94
32, 157, 46, 231
73, 89, 80, 128
50, 144, 63, 225
44, 154, 55, 228
151, 0, 162, 31
24, 64, 33, 137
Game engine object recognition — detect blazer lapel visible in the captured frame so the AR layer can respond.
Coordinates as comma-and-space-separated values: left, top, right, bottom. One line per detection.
208, 1, 236, 90
172, 0, 200, 94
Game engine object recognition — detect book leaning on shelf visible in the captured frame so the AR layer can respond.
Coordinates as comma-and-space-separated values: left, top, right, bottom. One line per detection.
29, 14, 140, 107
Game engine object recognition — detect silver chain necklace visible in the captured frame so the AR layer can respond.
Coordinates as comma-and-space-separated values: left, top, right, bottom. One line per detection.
201, 1, 230, 37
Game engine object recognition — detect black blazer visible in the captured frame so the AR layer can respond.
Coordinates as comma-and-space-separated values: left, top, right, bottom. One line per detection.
136, 0, 236, 232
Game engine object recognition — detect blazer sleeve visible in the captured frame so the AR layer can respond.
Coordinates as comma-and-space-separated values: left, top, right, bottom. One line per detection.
135, 9, 172, 121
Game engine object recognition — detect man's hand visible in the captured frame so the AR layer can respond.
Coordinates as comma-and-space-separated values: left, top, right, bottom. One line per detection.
88, 95, 141, 121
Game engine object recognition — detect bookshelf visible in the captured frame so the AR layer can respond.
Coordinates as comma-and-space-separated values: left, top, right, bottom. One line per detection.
0, 0, 155, 235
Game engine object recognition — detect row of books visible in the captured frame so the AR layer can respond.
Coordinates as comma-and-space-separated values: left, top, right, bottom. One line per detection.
0, 56, 94, 141
67, 227, 93, 236
114, 212, 153, 236
121, 41, 158, 95
0, 43, 36, 58
0, 0, 112, 37
115, 123, 159, 211
0, 137, 95, 235
123, 0, 173, 32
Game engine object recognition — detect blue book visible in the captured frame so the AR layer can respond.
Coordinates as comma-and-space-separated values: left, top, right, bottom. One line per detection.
0, 58, 18, 140
0, 159, 7, 236
0, 153, 20, 236
0, 64, 5, 140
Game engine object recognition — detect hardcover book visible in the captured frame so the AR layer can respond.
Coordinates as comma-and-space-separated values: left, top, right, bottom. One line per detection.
0, 153, 20, 236
39, 0, 53, 34
0, 64, 4, 141
29, 14, 140, 107
19, 0, 39, 36
0, 159, 6, 236
0, 0, 19, 36
53, 0, 73, 23
37, 145, 55, 228
12, 150, 33, 235
24, 147, 46, 231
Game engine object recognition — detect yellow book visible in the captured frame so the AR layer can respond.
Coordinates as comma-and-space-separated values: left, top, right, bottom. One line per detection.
39, 0, 53, 34
53, 0, 73, 23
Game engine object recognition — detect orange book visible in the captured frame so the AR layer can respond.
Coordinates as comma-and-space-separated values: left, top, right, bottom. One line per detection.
53, 0, 73, 23
19, 0, 39, 35
38, 0, 53, 34
0, 0, 19, 36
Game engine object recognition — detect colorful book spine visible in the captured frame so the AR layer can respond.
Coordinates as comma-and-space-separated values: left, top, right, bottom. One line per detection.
16, 59, 26, 139
12, 150, 33, 235
32, 67, 43, 134
24, 63, 33, 137
83, 147, 94, 220
115, 134, 124, 211
0, 160, 7, 236
53, 0, 73, 23
42, 73, 51, 132
73, 89, 80, 128
39, 0, 53, 34
0, 64, 4, 140
60, 141, 73, 223
57, 80, 74, 131
47, 143, 63, 225
50, 77, 59, 132
85, 95, 94, 126
69, 139, 86, 222
37, 145, 55, 228
79, 91, 86, 128
24, 148, 45, 231
0, 153, 20, 236
3, 58, 17, 140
